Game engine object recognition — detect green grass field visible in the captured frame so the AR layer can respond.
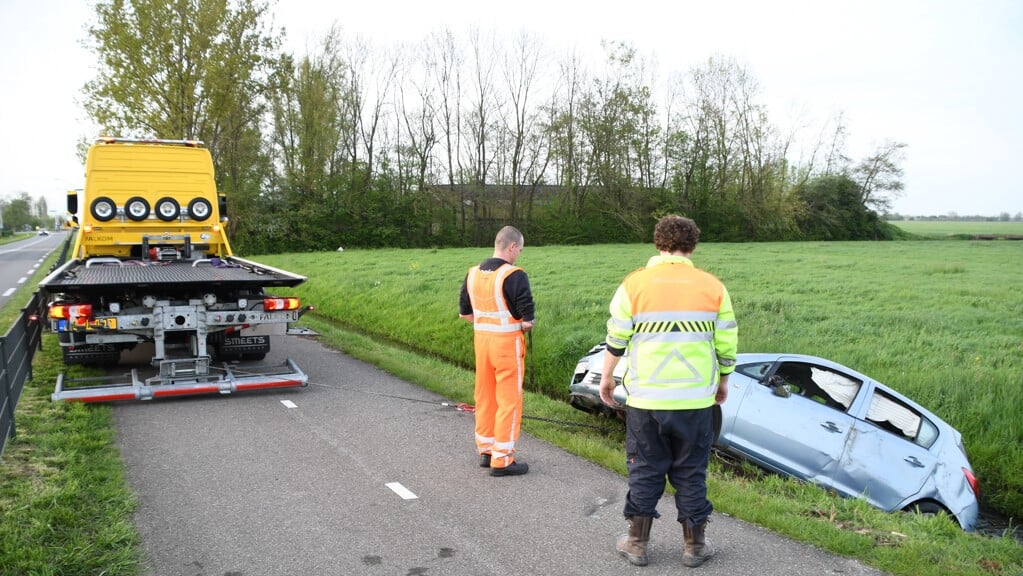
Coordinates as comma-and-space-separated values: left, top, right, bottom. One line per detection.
889, 220, 1023, 237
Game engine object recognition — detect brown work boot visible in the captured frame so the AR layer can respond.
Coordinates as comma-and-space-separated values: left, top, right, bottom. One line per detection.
682, 519, 715, 567
615, 515, 653, 566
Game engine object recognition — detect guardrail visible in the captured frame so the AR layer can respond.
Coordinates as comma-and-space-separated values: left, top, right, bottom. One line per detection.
0, 292, 46, 458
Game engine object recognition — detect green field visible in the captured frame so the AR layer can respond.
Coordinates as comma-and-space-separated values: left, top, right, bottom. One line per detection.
255, 240, 1023, 520
890, 220, 1023, 237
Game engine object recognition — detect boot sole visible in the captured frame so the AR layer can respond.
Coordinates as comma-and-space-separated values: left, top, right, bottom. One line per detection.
618, 550, 648, 566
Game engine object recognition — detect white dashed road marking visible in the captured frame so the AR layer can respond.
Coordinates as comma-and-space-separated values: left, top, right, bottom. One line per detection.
280, 400, 298, 408
385, 482, 418, 500
2, 288, 14, 297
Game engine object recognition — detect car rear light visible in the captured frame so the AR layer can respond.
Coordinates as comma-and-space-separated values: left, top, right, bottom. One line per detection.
263, 297, 300, 311
50, 304, 94, 322
963, 468, 980, 498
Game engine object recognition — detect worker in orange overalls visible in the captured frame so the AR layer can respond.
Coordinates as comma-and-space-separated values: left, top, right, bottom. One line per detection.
459, 226, 535, 477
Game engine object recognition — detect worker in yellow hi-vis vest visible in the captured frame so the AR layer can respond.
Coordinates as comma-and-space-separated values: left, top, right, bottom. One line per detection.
459, 226, 536, 477
600, 215, 738, 568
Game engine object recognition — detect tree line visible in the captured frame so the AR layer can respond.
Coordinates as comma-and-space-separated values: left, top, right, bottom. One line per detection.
0, 194, 53, 235
81, 0, 908, 252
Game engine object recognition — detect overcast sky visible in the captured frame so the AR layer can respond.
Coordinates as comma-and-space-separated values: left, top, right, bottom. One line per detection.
1, 0, 1019, 217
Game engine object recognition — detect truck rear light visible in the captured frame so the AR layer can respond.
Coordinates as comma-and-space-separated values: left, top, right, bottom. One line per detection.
50, 304, 94, 321
263, 297, 300, 311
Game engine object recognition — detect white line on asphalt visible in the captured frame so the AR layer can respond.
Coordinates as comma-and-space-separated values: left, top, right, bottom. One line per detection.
2, 288, 14, 297
280, 400, 297, 408
385, 482, 418, 500
17, 277, 27, 284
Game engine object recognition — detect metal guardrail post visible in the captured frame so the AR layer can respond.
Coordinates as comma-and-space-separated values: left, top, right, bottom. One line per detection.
0, 339, 14, 445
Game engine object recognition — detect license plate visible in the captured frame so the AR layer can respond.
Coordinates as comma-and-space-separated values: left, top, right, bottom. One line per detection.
90, 317, 117, 330
254, 311, 298, 322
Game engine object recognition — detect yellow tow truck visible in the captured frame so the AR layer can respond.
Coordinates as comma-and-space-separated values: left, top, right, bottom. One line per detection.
39, 138, 310, 401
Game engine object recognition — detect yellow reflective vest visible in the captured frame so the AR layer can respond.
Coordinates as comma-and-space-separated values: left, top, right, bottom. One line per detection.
606, 255, 738, 410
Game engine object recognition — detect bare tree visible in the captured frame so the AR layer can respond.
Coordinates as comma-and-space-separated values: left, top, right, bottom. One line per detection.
500, 31, 545, 221
854, 140, 907, 212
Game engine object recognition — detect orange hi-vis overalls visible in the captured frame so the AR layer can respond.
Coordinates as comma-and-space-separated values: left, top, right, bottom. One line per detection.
466, 263, 526, 469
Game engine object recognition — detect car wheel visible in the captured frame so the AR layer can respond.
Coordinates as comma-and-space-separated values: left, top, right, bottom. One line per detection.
907, 501, 949, 517
155, 197, 180, 221
90, 197, 117, 221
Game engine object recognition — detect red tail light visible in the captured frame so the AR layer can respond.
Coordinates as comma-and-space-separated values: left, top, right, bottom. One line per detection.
50, 304, 93, 321
963, 468, 980, 498
263, 297, 300, 311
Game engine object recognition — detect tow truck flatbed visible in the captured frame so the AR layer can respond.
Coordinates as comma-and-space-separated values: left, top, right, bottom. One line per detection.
40, 256, 305, 294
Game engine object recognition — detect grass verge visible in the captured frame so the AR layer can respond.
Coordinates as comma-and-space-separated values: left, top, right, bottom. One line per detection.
0, 240, 142, 576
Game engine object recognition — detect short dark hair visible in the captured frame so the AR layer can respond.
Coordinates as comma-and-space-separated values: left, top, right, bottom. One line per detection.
654, 215, 700, 254
495, 226, 524, 250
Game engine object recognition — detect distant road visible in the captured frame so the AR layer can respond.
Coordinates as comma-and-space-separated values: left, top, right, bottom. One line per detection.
0, 232, 63, 308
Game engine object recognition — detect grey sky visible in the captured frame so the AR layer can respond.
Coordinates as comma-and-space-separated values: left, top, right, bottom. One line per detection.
1, 0, 1019, 217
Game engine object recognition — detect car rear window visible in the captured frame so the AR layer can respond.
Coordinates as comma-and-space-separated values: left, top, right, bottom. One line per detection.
866, 388, 938, 449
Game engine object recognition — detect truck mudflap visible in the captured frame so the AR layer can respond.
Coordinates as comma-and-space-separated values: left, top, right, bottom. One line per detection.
52, 358, 308, 402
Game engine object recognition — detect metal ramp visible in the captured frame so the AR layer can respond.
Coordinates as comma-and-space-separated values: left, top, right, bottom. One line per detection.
52, 358, 308, 402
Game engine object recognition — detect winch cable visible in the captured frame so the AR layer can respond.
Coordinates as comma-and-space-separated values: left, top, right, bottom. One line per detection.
218, 330, 622, 432
301, 379, 619, 432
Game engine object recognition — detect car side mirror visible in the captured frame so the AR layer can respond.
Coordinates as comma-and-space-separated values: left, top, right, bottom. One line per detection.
766, 375, 791, 397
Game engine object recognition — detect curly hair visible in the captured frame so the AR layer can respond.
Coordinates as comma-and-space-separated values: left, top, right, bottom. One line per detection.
653, 215, 700, 254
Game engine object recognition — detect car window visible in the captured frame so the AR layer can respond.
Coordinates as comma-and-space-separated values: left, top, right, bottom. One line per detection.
771, 362, 861, 413
866, 388, 937, 449
736, 361, 773, 379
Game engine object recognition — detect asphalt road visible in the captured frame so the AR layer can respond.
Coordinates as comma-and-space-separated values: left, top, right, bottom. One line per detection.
112, 333, 889, 576
0, 231, 63, 308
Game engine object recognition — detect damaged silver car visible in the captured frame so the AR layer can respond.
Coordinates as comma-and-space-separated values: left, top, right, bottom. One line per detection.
569, 343, 980, 531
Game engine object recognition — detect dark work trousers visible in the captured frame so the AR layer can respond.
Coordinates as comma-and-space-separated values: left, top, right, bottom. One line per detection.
622, 405, 715, 525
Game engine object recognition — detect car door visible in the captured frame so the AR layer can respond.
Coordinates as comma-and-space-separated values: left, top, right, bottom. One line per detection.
726, 358, 859, 485
830, 383, 938, 511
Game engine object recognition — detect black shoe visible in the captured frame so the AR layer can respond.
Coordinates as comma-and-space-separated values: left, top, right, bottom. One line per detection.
479, 453, 491, 468
490, 461, 529, 477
